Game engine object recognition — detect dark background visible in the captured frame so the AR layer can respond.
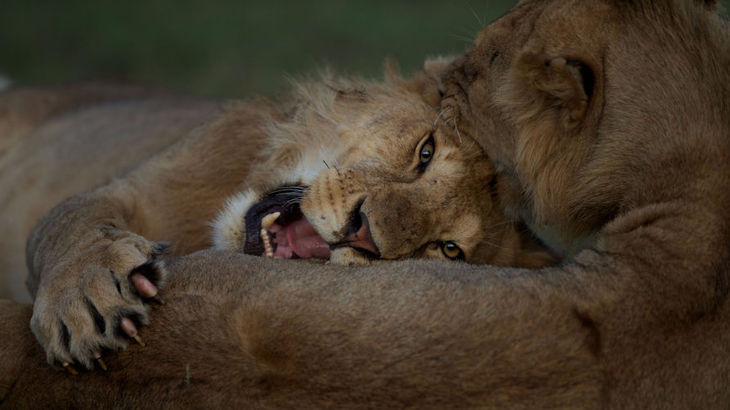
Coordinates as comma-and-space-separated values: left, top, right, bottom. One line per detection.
0, 1, 727, 98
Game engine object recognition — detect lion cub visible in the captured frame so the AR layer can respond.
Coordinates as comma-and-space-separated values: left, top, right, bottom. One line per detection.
20, 61, 552, 370
212, 65, 552, 267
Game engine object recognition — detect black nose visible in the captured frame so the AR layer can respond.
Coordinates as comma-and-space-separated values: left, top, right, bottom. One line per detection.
343, 199, 380, 257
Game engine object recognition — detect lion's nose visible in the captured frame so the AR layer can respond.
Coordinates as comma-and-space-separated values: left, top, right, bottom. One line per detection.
343, 203, 380, 257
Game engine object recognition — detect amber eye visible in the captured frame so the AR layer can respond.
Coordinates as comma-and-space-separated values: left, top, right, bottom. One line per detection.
441, 241, 465, 260
418, 134, 435, 167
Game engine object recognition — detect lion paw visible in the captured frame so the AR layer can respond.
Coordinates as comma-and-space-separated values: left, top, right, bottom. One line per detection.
30, 233, 168, 370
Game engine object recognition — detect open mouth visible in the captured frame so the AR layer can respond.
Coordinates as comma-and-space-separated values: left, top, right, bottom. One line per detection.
243, 186, 331, 259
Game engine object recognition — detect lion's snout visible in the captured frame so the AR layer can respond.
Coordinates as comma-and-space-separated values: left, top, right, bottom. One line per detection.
341, 208, 380, 257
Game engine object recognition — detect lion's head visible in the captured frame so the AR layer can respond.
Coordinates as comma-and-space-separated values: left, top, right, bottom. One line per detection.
213, 61, 552, 267
441, 0, 728, 258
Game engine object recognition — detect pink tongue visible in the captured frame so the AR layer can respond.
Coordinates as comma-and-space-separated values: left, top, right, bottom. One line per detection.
270, 217, 330, 259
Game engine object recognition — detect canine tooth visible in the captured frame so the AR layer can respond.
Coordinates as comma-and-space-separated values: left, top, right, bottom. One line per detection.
261, 212, 281, 229
261, 229, 274, 257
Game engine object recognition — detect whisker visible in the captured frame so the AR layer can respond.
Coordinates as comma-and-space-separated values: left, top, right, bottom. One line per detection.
452, 117, 463, 144
448, 33, 475, 44
480, 240, 515, 251
434, 107, 453, 128
467, 2, 485, 27
485, 220, 515, 230
327, 159, 339, 171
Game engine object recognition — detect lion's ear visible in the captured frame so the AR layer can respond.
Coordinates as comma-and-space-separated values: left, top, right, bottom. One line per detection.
418, 56, 456, 107
423, 56, 454, 85
391, 56, 456, 107
510, 53, 595, 130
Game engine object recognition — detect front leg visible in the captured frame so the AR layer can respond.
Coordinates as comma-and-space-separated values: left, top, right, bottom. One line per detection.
25, 101, 271, 369
26, 191, 169, 369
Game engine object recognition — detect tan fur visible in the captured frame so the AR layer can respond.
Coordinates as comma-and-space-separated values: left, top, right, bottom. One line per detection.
1, 86, 277, 365
0, 84, 219, 302
0, 252, 607, 408
212, 69, 543, 266
1, 64, 550, 368
2, 0, 729, 407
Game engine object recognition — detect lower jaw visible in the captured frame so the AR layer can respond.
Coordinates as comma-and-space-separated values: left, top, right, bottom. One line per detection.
256, 214, 331, 260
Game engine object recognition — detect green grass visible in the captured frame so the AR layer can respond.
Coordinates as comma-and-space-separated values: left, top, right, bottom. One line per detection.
1, 0, 727, 98
0, 1, 516, 97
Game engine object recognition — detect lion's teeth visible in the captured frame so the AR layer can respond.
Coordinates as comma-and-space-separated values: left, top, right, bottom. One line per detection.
260, 212, 280, 258
261, 229, 274, 258
261, 212, 281, 229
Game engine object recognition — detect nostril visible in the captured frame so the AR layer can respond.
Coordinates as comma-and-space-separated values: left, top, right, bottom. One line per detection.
344, 212, 380, 257
345, 197, 366, 237
341, 197, 380, 257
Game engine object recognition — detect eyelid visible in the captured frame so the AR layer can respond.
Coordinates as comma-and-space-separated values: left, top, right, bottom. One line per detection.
416, 132, 435, 172
440, 241, 465, 260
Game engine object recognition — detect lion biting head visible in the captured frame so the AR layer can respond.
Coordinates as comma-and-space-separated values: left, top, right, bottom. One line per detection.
213, 62, 552, 267
442, 0, 729, 259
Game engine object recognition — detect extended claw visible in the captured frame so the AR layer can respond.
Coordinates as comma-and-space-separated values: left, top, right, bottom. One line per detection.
92, 351, 108, 371
120, 317, 145, 346
63, 362, 79, 375
132, 334, 145, 347
150, 294, 166, 305
96, 358, 108, 371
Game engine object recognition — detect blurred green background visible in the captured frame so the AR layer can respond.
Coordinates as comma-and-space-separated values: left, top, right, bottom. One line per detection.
0, 0, 727, 98
0, 1, 517, 97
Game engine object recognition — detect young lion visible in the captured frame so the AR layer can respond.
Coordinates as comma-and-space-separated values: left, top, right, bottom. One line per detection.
8, 61, 551, 369
2, 0, 728, 407
211, 66, 548, 267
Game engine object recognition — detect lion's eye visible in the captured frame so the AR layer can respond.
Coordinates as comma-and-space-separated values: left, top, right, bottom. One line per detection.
417, 134, 435, 170
441, 241, 465, 260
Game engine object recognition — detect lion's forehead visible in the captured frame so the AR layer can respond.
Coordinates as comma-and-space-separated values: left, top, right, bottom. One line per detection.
333, 117, 433, 166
